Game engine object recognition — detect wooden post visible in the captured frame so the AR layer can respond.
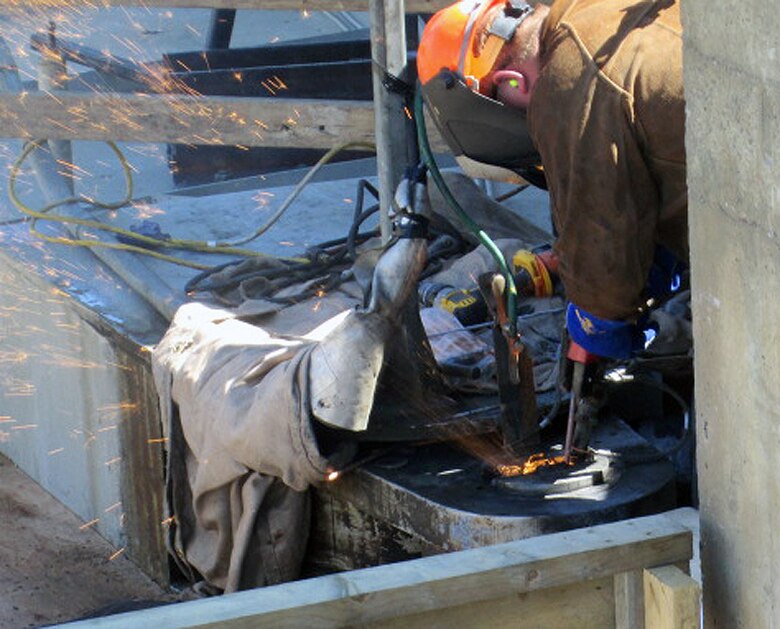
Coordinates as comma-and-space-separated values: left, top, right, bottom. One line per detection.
644, 566, 701, 629
369, 0, 410, 241
59, 512, 694, 629
615, 570, 645, 629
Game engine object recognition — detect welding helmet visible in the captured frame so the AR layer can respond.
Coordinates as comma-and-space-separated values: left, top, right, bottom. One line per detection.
417, 0, 545, 188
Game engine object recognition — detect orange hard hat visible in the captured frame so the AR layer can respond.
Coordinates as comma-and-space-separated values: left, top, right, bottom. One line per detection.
417, 0, 519, 91
417, 0, 544, 188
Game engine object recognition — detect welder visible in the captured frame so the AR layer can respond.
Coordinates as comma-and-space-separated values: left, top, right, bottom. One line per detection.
416, 0, 688, 363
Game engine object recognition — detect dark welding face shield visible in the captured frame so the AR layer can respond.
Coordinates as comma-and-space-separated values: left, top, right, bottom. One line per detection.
421, 68, 545, 188
416, 0, 546, 188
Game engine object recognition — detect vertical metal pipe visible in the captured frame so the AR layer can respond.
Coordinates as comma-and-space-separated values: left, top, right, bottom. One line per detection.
369, 0, 409, 242
38, 22, 74, 194
208, 9, 237, 50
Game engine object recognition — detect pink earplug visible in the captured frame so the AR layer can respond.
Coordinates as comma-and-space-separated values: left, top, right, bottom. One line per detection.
493, 70, 528, 108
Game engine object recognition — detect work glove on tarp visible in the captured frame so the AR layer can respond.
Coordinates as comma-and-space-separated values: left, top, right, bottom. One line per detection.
308, 169, 433, 431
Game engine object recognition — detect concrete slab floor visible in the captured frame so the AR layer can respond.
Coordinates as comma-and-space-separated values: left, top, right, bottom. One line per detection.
0, 453, 188, 629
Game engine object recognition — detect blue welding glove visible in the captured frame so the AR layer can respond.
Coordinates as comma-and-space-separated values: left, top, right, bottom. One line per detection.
645, 245, 685, 301
566, 303, 657, 360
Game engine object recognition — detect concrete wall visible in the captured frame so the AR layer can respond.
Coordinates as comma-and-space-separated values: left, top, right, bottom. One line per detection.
682, 1, 780, 626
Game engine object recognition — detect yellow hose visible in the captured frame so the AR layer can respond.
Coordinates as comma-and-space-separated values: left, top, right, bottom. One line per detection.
9, 139, 372, 268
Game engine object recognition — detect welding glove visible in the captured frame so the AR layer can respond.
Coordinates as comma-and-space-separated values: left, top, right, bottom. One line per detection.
641, 290, 693, 357
307, 170, 431, 431
566, 246, 687, 361
566, 303, 653, 360
645, 245, 686, 302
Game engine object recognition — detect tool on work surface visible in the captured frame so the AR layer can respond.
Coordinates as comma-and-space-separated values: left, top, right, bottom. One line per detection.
418, 248, 555, 327
418, 282, 488, 326
477, 272, 539, 451
511, 249, 555, 299
562, 340, 598, 463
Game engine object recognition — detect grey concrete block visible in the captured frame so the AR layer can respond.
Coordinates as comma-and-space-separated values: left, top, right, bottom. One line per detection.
682, 0, 780, 83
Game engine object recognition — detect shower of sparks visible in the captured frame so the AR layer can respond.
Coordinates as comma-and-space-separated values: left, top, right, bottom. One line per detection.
108, 547, 126, 561
4, 380, 36, 396
104, 360, 133, 372
252, 190, 276, 209
130, 200, 165, 219
0, 5, 352, 467
98, 402, 138, 413
0, 350, 30, 363
79, 518, 99, 531
147, 437, 168, 444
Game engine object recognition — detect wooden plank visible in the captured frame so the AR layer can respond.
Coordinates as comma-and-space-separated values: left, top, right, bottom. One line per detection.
63, 512, 692, 628
0, 91, 451, 152
375, 578, 615, 629
16, 0, 451, 12
0, 91, 375, 149
615, 570, 645, 629
644, 566, 701, 629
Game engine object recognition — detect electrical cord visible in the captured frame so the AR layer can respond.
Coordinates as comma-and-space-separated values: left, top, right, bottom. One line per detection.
494, 184, 529, 203
590, 373, 692, 465
184, 178, 383, 304
414, 88, 520, 337
219, 141, 377, 247
9, 139, 377, 269
9, 140, 288, 269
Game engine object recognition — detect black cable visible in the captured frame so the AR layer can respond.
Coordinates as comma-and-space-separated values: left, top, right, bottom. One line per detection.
185, 178, 383, 304
494, 185, 529, 203
592, 375, 692, 466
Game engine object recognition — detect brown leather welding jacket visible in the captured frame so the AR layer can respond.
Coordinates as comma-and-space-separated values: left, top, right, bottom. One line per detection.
528, 0, 687, 321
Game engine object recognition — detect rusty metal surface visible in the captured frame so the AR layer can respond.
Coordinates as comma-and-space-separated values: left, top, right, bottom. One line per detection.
116, 350, 169, 586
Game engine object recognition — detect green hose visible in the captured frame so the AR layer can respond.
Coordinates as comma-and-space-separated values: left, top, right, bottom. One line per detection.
413, 88, 518, 337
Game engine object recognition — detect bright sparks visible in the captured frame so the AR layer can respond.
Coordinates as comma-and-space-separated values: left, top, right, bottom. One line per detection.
496, 453, 573, 477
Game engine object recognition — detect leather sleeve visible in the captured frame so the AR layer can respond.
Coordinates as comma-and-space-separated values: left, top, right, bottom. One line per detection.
529, 0, 686, 321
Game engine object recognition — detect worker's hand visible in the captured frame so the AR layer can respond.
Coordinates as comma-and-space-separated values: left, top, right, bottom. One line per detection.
645, 245, 686, 302
566, 303, 652, 360
641, 290, 692, 357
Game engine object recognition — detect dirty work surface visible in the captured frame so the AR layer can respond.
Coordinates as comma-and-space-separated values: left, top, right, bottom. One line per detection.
0, 454, 186, 628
